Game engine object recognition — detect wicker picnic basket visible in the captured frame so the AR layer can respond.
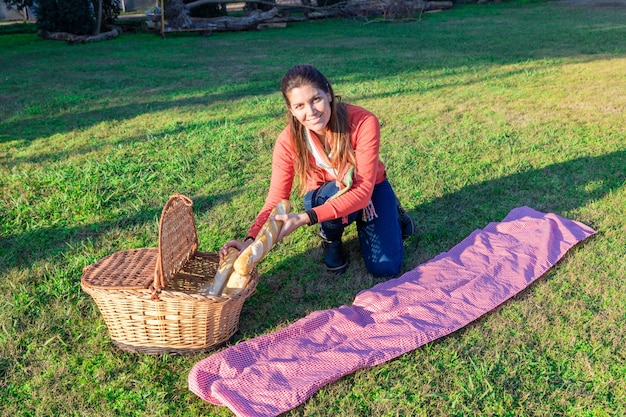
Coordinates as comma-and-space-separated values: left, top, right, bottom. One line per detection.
81, 194, 259, 355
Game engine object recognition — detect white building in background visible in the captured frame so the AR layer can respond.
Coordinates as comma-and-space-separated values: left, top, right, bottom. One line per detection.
121, 0, 156, 12
0, 0, 156, 21
0, 2, 28, 20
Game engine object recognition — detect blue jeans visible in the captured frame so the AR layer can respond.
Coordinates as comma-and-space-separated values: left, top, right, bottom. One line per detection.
304, 179, 404, 277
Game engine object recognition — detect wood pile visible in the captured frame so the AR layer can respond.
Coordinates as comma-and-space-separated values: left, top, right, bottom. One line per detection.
163, 0, 455, 32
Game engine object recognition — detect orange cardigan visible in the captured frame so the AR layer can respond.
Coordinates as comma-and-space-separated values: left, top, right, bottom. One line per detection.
247, 104, 387, 238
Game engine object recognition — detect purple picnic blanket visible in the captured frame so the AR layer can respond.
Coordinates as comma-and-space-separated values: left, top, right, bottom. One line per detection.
188, 206, 596, 417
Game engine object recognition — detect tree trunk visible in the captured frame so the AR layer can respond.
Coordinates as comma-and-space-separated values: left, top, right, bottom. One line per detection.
164, 0, 193, 28
94, 0, 103, 35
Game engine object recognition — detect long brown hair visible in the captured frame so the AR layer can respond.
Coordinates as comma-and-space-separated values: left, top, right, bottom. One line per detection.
280, 65, 356, 196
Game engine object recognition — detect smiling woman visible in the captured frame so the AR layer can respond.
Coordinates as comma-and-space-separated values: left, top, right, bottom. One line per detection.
219, 64, 415, 277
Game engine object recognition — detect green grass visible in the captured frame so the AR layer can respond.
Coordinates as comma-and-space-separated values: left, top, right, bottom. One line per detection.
1, 2, 625, 416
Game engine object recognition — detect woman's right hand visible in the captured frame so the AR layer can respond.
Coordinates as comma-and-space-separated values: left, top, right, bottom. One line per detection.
219, 239, 252, 260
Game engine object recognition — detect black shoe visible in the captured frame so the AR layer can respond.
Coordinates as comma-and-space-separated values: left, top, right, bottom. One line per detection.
398, 204, 415, 240
321, 239, 348, 274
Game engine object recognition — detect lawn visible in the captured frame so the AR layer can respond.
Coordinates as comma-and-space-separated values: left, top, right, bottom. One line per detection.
1, 1, 625, 416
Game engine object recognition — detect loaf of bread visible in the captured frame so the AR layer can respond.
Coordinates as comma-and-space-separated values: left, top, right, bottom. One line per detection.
222, 271, 250, 295
233, 199, 291, 276
204, 247, 239, 296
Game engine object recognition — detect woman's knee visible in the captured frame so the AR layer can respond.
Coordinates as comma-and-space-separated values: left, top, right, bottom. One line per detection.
366, 259, 402, 278
304, 181, 341, 211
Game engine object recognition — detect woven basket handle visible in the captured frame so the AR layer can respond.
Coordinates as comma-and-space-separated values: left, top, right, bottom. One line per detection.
154, 194, 198, 293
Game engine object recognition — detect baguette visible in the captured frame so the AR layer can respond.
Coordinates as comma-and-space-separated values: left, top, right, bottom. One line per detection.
198, 247, 239, 296
222, 271, 251, 295
233, 199, 291, 276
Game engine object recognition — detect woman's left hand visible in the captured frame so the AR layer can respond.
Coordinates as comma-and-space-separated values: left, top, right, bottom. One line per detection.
272, 212, 310, 241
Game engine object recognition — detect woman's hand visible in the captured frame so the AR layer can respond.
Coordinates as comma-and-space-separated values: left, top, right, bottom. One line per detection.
221, 209, 305, 260
272, 212, 310, 241
219, 239, 252, 260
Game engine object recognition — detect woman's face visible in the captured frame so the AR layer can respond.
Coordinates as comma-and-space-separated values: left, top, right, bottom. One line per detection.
286, 83, 332, 139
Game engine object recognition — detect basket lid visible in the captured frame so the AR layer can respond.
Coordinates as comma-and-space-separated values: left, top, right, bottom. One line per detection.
154, 194, 198, 291
81, 247, 158, 290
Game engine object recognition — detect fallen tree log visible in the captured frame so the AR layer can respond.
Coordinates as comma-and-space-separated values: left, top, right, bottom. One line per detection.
304, 0, 453, 20
38, 27, 120, 44
422, 0, 453, 11
186, 8, 281, 31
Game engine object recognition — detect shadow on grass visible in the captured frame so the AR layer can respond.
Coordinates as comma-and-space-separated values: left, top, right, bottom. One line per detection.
236, 149, 625, 336
0, 191, 237, 270
0, 87, 283, 150
1, 112, 283, 168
